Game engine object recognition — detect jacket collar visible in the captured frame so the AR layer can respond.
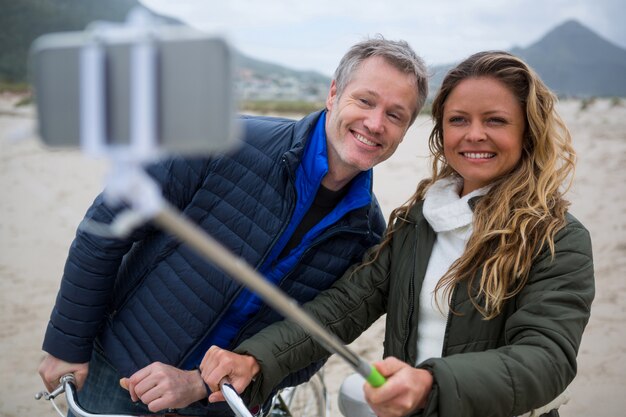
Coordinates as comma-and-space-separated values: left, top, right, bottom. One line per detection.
282, 110, 326, 173
300, 111, 373, 211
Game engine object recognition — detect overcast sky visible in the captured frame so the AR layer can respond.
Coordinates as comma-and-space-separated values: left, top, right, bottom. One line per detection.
139, 0, 625, 77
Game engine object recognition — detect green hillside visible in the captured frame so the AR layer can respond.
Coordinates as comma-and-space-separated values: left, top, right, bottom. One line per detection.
0, 0, 145, 83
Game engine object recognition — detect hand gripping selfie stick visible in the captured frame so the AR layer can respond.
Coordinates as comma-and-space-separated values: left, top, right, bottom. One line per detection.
47, 9, 386, 390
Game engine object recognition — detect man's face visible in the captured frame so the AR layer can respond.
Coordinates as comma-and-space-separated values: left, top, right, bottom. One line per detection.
324, 56, 418, 187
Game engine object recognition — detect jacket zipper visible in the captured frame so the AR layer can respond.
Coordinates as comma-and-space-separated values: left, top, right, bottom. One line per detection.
440, 285, 458, 358
402, 224, 419, 359
178, 156, 298, 367
108, 237, 178, 320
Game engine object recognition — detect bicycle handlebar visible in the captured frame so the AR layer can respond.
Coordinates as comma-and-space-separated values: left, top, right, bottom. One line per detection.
35, 374, 253, 417
220, 379, 254, 417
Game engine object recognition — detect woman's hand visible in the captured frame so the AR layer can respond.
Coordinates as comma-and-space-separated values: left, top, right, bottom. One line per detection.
120, 362, 206, 412
363, 357, 433, 417
199, 345, 260, 403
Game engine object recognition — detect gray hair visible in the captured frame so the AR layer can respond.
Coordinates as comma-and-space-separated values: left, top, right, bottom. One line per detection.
333, 35, 429, 124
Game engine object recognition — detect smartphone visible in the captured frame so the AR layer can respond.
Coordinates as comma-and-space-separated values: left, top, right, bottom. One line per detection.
29, 25, 237, 155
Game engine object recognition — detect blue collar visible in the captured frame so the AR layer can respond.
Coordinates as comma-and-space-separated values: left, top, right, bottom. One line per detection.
261, 112, 373, 270
298, 111, 373, 208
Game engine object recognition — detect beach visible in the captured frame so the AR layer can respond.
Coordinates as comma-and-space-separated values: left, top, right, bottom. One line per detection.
1, 95, 624, 416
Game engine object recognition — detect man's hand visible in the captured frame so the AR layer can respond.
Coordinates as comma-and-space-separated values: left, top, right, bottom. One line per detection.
199, 345, 260, 403
119, 362, 206, 412
38, 354, 89, 392
363, 357, 433, 417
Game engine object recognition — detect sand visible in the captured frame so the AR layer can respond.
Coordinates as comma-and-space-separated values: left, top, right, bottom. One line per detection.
1, 94, 624, 416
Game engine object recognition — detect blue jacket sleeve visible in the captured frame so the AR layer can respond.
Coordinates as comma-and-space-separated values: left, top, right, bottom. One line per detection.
42, 157, 211, 363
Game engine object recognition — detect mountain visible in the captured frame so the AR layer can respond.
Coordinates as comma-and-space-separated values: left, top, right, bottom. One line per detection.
429, 19, 626, 98
2, 3, 622, 99
511, 20, 626, 97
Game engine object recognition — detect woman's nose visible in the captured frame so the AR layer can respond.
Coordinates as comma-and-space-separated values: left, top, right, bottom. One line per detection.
465, 122, 486, 141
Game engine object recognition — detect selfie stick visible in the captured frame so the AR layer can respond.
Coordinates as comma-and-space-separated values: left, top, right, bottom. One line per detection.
75, 9, 386, 388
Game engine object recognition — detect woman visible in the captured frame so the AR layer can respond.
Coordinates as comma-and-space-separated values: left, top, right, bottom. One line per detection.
200, 51, 595, 417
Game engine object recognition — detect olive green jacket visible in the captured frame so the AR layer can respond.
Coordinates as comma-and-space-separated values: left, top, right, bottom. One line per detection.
236, 201, 594, 417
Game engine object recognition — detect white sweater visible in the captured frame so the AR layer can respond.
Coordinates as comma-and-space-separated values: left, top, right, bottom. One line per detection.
416, 176, 489, 363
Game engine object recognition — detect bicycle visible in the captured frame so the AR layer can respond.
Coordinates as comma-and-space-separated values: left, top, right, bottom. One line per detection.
36, 372, 327, 417
265, 372, 328, 417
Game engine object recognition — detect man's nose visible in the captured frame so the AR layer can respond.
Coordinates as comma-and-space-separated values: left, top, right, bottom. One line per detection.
364, 109, 385, 134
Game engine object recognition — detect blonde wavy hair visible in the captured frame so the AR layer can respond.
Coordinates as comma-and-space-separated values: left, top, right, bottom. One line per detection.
367, 51, 576, 319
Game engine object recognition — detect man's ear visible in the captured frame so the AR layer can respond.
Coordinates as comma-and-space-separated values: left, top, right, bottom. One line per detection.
326, 79, 338, 111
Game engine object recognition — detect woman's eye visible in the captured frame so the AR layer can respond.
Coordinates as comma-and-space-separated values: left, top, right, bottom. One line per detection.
488, 117, 507, 125
448, 116, 465, 124
359, 98, 370, 106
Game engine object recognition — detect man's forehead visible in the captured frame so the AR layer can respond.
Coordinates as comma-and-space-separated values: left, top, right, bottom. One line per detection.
351, 56, 416, 84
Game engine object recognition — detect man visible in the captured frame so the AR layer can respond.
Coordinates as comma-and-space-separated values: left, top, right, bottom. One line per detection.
38, 36, 428, 416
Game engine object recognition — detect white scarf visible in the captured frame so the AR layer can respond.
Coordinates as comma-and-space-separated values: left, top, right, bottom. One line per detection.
422, 176, 490, 234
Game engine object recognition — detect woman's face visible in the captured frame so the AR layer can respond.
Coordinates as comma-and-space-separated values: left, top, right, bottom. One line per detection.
442, 76, 526, 196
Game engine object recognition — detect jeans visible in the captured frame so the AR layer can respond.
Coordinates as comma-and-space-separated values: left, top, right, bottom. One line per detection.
71, 348, 233, 416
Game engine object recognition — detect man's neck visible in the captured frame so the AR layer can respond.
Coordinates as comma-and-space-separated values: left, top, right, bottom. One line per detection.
321, 170, 356, 191
322, 147, 362, 191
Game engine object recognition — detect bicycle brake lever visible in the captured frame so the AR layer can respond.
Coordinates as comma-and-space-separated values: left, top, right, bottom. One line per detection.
34, 374, 72, 401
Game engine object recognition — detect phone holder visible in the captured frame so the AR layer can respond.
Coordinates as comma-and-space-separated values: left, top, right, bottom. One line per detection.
31, 7, 237, 157
79, 8, 160, 160
31, 8, 238, 236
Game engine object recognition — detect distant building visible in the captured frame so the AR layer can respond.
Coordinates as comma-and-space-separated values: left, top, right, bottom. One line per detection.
235, 69, 327, 102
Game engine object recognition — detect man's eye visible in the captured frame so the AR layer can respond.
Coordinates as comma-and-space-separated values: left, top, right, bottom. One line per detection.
359, 98, 371, 106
